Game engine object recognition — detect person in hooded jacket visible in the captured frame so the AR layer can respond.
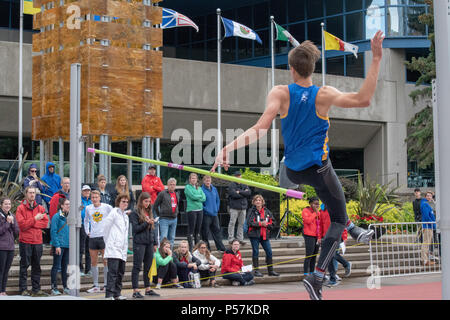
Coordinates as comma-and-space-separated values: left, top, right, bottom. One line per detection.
50, 198, 70, 295
247, 194, 279, 278
41, 162, 62, 207
23, 164, 45, 206
16, 186, 49, 297
0, 197, 20, 296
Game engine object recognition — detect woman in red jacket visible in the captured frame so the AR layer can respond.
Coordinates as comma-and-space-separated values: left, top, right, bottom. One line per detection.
301, 197, 321, 276
221, 240, 254, 286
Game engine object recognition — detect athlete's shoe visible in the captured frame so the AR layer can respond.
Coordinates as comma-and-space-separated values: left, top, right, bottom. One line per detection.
303, 274, 323, 300
349, 226, 375, 245
344, 262, 352, 278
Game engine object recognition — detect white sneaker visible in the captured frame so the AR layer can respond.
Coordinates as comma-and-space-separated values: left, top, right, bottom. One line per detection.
231, 281, 240, 286
87, 286, 101, 293
335, 275, 342, 281
115, 295, 127, 300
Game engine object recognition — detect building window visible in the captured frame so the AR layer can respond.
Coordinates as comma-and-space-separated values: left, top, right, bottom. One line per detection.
288, 22, 305, 46
346, 54, 365, 78
406, 5, 426, 36
270, 0, 287, 24
326, 15, 344, 40
346, 0, 363, 12
326, 0, 343, 16
254, 29, 269, 57
346, 12, 365, 42
222, 37, 235, 62
254, 2, 269, 30
191, 42, 205, 61
307, 0, 324, 19
0, 1, 10, 28
365, 3, 386, 39
307, 20, 323, 45
407, 160, 435, 188
288, 0, 305, 22
326, 56, 345, 76
405, 48, 429, 83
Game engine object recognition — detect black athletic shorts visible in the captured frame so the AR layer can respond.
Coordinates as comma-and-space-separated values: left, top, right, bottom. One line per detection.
89, 236, 105, 251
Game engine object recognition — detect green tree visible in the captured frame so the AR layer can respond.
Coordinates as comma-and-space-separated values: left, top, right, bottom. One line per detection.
405, 0, 435, 169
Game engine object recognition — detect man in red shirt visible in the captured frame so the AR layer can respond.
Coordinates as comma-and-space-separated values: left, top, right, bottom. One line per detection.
141, 165, 164, 204
221, 239, 254, 286
16, 186, 49, 297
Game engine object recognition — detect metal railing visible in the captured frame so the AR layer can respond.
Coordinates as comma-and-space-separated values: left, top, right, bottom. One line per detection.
368, 222, 441, 278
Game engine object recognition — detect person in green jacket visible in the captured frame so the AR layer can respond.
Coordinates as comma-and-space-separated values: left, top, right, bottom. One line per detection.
184, 173, 206, 251
154, 238, 183, 289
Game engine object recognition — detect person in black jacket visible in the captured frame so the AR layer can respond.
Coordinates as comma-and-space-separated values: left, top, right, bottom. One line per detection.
247, 195, 279, 278
153, 178, 181, 249
129, 192, 160, 298
227, 171, 251, 245
412, 188, 423, 243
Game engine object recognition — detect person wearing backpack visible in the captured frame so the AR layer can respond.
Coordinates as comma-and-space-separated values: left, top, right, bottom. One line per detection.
247, 195, 279, 278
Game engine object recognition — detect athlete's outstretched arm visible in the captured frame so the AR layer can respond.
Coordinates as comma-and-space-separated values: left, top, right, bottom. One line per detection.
316, 30, 384, 114
211, 85, 287, 172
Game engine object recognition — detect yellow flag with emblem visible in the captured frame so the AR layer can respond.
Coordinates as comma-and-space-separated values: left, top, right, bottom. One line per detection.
23, 0, 41, 15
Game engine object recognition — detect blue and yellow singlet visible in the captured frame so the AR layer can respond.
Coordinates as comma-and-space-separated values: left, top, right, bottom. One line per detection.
281, 83, 330, 172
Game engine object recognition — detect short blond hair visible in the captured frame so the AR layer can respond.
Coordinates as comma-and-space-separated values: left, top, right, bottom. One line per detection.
252, 194, 265, 206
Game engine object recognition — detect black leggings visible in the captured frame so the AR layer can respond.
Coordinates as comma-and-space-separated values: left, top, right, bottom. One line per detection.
157, 261, 177, 283
303, 235, 319, 274
0, 250, 14, 293
287, 158, 347, 271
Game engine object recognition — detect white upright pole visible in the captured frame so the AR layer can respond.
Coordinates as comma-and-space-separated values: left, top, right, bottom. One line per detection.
217, 8, 222, 174
270, 16, 277, 177
69, 63, 82, 296
431, 80, 440, 227
321, 22, 325, 86
434, 0, 450, 300
18, 2, 24, 179
59, 137, 64, 177
127, 139, 133, 189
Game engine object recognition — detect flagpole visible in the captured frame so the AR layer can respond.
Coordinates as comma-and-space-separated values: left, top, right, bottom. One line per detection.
18, 0, 24, 180
270, 16, 277, 177
321, 22, 325, 87
217, 8, 222, 174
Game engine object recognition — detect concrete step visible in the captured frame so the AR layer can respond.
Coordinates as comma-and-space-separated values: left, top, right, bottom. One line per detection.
5, 236, 426, 295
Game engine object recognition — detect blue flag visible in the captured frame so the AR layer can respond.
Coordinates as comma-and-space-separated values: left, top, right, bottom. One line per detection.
222, 17, 262, 44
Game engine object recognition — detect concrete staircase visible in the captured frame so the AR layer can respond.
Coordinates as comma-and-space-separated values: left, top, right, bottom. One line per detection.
4, 236, 424, 294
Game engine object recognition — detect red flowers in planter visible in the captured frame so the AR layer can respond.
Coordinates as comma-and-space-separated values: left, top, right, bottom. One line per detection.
352, 214, 383, 225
